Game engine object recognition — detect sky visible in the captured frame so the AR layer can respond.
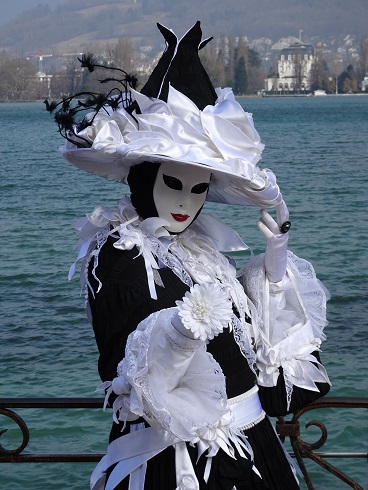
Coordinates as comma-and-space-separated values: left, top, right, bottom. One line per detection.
0, 0, 68, 25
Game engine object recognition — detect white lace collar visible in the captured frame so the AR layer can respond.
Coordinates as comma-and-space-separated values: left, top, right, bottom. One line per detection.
69, 197, 248, 298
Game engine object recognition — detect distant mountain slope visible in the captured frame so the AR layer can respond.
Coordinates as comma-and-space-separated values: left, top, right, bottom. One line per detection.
0, 0, 366, 55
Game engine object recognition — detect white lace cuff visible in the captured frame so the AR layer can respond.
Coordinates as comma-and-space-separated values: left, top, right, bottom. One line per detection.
242, 251, 330, 403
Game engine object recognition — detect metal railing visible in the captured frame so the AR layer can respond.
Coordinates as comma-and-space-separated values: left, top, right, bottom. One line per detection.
1, 396, 367, 488
276, 397, 368, 489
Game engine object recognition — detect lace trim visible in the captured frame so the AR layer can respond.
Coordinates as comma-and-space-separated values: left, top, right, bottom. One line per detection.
231, 314, 257, 374
287, 251, 329, 339
283, 371, 294, 412
242, 251, 329, 345
240, 249, 330, 400
150, 239, 193, 289
163, 326, 200, 353
239, 253, 265, 332
83, 227, 111, 306
169, 231, 258, 373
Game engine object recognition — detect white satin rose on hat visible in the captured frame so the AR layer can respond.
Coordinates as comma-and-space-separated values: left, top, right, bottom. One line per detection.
176, 283, 233, 341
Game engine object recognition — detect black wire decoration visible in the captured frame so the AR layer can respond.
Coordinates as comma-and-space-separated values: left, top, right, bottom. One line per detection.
44, 53, 139, 147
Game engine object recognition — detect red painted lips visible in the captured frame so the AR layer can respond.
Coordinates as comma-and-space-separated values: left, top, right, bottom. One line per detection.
171, 213, 190, 222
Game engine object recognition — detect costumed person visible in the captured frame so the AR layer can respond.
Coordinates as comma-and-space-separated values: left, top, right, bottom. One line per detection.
47, 21, 331, 490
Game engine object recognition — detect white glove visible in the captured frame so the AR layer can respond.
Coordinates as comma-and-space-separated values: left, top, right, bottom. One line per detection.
257, 199, 291, 283
171, 310, 197, 340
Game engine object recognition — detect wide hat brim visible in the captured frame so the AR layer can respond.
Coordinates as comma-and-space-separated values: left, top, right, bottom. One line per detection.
62, 146, 279, 207
62, 86, 282, 208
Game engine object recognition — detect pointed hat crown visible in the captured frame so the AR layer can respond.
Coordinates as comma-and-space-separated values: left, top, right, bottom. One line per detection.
141, 21, 217, 110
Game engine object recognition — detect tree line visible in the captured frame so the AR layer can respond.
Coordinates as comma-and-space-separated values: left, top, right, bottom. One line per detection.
1, 35, 367, 102
309, 36, 368, 93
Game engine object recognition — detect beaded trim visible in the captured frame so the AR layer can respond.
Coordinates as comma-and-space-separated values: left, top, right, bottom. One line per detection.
237, 410, 266, 430
228, 385, 265, 430
228, 385, 259, 405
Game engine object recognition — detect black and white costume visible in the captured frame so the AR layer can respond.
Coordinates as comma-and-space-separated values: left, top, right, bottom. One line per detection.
52, 21, 331, 490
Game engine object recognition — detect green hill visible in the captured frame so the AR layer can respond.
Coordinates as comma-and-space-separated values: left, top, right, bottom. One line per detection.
0, 0, 367, 56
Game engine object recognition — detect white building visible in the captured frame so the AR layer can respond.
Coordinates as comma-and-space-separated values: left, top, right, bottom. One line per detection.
36, 71, 53, 98
265, 43, 314, 93
362, 74, 368, 92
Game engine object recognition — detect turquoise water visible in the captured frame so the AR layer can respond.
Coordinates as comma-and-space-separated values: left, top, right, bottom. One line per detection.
1, 96, 367, 489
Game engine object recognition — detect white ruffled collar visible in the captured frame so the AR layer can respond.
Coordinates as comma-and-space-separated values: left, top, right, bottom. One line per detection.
69, 196, 248, 297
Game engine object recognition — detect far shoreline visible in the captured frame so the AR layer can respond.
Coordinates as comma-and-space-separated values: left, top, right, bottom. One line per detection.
236, 93, 368, 98
1, 93, 368, 103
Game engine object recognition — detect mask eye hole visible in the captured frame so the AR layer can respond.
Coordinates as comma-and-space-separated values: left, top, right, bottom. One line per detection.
191, 182, 209, 194
163, 174, 183, 190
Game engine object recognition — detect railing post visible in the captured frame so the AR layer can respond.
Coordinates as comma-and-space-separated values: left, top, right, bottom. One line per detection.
276, 418, 315, 489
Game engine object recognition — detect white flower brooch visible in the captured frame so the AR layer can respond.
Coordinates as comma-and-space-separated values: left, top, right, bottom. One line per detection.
176, 283, 233, 341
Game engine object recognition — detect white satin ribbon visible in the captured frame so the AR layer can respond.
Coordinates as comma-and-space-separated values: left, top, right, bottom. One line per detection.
91, 402, 260, 490
64, 82, 283, 207
192, 214, 248, 252
175, 442, 200, 490
68, 197, 172, 299
91, 86, 266, 180
90, 426, 208, 490
90, 426, 181, 490
128, 424, 147, 490
113, 217, 169, 300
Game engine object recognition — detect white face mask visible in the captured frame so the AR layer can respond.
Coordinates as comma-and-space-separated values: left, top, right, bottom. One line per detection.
153, 162, 211, 233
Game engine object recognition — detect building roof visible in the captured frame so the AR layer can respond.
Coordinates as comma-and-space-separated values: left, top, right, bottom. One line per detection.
280, 43, 314, 56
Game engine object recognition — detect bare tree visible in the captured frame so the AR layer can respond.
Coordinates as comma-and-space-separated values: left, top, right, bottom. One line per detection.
357, 36, 368, 86
201, 35, 264, 93
309, 43, 325, 90
226, 35, 236, 86
64, 57, 83, 97
113, 38, 136, 73
0, 50, 9, 67
200, 38, 226, 88
0, 57, 37, 101
292, 48, 306, 92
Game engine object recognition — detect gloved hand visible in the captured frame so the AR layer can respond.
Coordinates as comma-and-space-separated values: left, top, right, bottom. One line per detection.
171, 310, 197, 340
257, 199, 291, 283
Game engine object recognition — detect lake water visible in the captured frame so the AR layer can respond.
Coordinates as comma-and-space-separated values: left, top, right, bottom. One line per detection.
1, 95, 367, 489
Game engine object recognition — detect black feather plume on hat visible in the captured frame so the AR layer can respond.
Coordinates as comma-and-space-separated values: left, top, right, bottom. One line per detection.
45, 22, 216, 145
44, 54, 139, 146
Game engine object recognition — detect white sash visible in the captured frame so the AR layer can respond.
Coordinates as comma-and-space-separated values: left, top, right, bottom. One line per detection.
90, 386, 265, 490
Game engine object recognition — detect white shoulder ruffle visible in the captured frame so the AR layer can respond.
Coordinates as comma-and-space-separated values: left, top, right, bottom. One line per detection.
241, 251, 331, 409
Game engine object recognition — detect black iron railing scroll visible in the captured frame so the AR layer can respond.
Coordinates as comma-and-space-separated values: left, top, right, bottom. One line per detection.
1, 396, 367, 488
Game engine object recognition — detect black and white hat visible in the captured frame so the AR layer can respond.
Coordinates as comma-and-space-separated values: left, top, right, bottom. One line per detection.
50, 21, 282, 208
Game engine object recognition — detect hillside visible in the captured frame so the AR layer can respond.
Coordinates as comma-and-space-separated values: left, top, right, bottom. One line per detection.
0, 0, 367, 56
